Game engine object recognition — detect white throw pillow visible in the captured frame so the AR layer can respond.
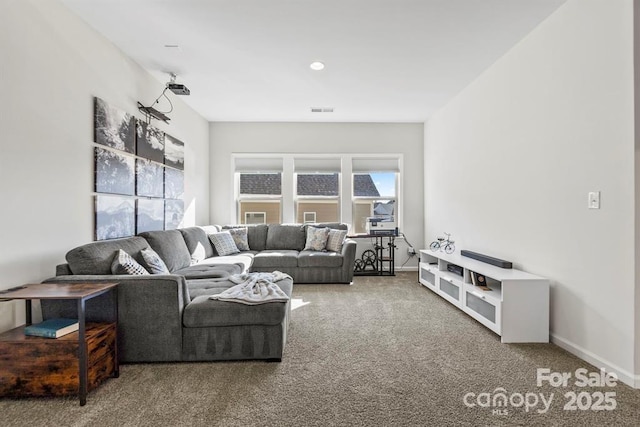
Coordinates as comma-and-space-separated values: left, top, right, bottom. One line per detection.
304, 226, 330, 251
209, 231, 240, 256
326, 229, 348, 252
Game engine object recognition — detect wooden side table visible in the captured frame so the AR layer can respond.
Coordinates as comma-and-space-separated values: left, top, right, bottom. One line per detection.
0, 282, 118, 405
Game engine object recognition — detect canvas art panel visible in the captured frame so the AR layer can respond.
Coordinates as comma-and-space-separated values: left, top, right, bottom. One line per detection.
136, 159, 164, 198
136, 198, 165, 234
95, 195, 135, 240
164, 167, 184, 199
165, 199, 184, 230
94, 147, 135, 196
136, 120, 165, 163
94, 97, 135, 154
164, 134, 184, 170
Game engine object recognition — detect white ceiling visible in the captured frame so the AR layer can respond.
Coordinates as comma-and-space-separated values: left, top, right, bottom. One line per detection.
61, 0, 566, 123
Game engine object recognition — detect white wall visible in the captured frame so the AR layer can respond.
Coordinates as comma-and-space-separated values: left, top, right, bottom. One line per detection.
634, 0, 640, 387
209, 122, 424, 269
0, 0, 210, 331
425, 0, 637, 385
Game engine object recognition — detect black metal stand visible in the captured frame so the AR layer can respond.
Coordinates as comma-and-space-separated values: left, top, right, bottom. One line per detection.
350, 234, 396, 276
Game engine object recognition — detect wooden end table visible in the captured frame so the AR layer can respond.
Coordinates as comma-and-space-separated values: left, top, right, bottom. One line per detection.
0, 282, 118, 405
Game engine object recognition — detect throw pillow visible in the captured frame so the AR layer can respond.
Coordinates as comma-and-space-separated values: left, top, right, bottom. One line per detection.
140, 247, 170, 274
209, 231, 240, 256
326, 229, 348, 252
227, 227, 250, 251
111, 249, 150, 275
304, 226, 330, 251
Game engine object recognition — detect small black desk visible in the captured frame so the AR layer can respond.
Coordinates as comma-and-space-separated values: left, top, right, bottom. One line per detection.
348, 233, 396, 276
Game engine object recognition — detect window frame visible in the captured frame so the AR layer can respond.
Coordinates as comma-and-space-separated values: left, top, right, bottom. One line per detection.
351, 172, 398, 234
294, 171, 341, 224
236, 172, 283, 224
231, 154, 402, 230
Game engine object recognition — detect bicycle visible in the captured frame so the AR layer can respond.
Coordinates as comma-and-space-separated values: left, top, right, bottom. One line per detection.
429, 232, 455, 254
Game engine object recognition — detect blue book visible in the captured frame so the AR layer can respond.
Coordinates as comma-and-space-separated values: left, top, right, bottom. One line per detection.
24, 318, 79, 339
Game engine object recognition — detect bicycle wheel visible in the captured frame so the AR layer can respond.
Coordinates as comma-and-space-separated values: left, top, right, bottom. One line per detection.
444, 243, 455, 254
429, 241, 440, 252
361, 249, 377, 264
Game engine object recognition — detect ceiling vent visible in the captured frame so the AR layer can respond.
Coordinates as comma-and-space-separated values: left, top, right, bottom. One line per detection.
311, 107, 334, 113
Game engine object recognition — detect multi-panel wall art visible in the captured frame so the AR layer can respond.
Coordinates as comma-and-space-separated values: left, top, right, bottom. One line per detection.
136, 198, 165, 234
94, 97, 135, 154
95, 195, 135, 240
93, 97, 185, 240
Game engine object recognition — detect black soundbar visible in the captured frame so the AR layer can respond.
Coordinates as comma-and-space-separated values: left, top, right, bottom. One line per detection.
461, 250, 512, 269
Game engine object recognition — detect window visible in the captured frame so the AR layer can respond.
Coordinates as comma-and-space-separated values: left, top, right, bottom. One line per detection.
237, 173, 282, 224
245, 212, 267, 224
352, 172, 397, 234
232, 154, 401, 230
295, 173, 340, 223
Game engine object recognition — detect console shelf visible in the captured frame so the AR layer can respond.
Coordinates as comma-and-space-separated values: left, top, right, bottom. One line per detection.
419, 250, 549, 343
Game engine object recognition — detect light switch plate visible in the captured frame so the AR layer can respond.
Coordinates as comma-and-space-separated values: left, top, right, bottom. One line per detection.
588, 191, 600, 209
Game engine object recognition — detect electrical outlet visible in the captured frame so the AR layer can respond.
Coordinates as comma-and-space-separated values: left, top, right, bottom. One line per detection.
407, 247, 416, 255
588, 191, 600, 209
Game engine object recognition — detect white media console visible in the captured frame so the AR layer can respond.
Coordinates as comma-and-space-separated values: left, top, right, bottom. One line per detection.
419, 250, 549, 343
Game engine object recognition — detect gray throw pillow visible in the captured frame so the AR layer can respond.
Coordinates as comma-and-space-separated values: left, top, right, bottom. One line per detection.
304, 226, 330, 251
326, 229, 348, 252
140, 247, 170, 274
227, 227, 250, 251
209, 231, 240, 256
111, 249, 150, 275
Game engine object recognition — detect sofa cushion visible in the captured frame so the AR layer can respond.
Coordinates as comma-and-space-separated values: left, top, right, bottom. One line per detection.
186, 278, 237, 299
266, 224, 306, 251
179, 227, 215, 263
140, 247, 170, 274
252, 250, 299, 268
209, 231, 240, 256
223, 224, 268, 251
310, 222, 348, 231
304, 226, 330, 251
111, 249, 150, 275
66, 236, 149, 275
174, 263, 242, 280
138, 230, 192, 272
298, 250, 344, 268
228, 227, 250, 251
182, 277, 293, 327
326, 229, 348, 252
200, 225, 220, 234
196, 253, 254, 272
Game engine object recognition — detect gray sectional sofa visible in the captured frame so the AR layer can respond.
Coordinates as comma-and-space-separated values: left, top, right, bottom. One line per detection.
41, 223, 356, 363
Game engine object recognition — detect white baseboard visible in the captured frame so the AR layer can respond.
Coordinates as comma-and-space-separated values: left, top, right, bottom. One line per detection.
395, 266, 418, 272
550, 332, 639, 389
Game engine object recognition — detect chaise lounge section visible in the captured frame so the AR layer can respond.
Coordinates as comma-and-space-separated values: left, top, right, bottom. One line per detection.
42, 223, 355, 363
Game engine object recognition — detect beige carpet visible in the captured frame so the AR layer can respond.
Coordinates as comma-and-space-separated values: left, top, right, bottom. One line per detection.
2, 272, 639, 426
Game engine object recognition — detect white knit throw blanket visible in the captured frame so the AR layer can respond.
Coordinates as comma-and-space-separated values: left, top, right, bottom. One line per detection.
209, 271, 291, 305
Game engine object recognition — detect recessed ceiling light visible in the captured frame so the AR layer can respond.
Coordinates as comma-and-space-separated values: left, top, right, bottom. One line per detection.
310, 61, 325, 71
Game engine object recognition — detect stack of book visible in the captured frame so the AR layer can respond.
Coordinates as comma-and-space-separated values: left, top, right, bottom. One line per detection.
24, 318, 79, 338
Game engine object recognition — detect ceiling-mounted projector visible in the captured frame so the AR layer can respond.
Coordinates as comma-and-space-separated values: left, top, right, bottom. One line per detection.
167, 83, 190, 96
138, 72, 190, 124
